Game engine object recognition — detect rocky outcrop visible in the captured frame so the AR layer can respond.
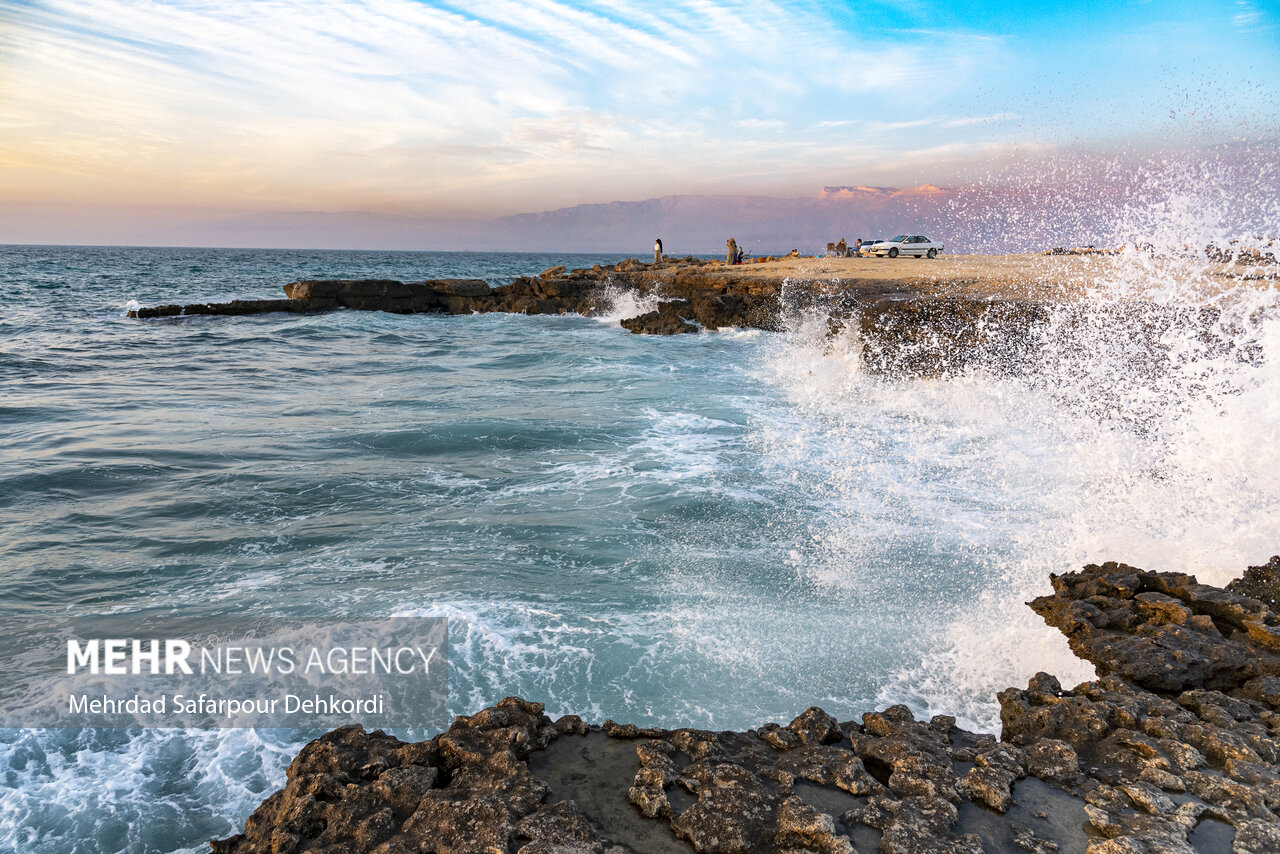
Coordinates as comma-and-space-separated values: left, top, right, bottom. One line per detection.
125, 264, 784, 331
619, 311, 699, 335
1002, 561, 1280, 852
213, 558, 1280, 854
126, 260, 1062, 377
1227, 556, 1280, 611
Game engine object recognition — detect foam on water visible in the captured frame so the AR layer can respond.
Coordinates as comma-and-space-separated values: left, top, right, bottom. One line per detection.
590, 278, 702, 327
0, 726, 299, 854
743, 155, 1280, 730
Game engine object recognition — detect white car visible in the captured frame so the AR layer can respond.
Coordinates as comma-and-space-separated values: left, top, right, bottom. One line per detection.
867, 235, 943, 258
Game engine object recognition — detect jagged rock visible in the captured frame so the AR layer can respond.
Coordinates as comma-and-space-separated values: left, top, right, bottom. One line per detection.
1023, 739, 1079, 783
128, 260, 1048, 373
1227, 556, 1280, 611
956, 744, 1024, 812
429, 279, 491, 297
772, 797, 853, 853
619, 311, 699, 335
1027, 562, 1280, 693
515, 801, 610, 854
757, 707, 844, 750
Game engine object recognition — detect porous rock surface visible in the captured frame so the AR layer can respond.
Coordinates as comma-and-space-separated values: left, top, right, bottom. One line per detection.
212, 557, 1280, 853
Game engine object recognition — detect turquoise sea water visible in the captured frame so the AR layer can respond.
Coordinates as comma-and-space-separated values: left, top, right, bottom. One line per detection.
1, 244, 1277, 853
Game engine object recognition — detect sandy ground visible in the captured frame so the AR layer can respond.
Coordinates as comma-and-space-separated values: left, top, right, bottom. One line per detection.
683, 253, 1270, 301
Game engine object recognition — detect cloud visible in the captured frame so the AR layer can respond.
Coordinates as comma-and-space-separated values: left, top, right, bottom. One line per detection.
944, 113, 1020, 128
6, 0, 1267, 235
1232, 1, 1265, 27
0, 0, 1016, 216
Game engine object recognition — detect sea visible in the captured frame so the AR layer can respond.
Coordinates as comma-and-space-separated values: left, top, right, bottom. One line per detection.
0, 232, 1277, 852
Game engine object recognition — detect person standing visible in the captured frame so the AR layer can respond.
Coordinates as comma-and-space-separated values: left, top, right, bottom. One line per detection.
726, 237, 737, 264
654, 238, 663, 265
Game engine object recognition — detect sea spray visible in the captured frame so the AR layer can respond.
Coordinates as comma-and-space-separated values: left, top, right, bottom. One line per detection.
752, 153, 1280, 731
590, 277, 664, 325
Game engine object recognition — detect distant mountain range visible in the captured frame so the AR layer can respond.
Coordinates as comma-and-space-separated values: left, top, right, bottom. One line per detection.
198, 184, 1058, 254
0, 181, 1129, 253
483, 185, 965, 255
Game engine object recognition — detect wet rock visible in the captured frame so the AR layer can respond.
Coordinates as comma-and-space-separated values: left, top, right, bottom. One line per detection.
602, 720, 670, 739
429, 279, 491, 297
957, 745, 1024, 813
775, 746, 879, 795
772, 796, 853, 853
1023, 739, 1079, 783
757, 708, 843, 750
1027, 562, 1280, 693
673, 762, 778, 853
515, 800, 611, 854
619, 311, 699, 335
1227, 555, 1280, 611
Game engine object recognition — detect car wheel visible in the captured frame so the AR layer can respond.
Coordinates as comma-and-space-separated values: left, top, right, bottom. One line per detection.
927, 248, 937, 259
888, 247, 898, 258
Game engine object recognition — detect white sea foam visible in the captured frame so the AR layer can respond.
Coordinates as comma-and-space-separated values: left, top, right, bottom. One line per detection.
389, 599, 671, 724
590, 279, 663, 325
0, 727, 296, 854
746, 155, 1280, 731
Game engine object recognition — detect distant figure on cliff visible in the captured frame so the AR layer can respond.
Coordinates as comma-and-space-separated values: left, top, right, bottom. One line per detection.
726, 238, 737, 264
654, 238, 663, 264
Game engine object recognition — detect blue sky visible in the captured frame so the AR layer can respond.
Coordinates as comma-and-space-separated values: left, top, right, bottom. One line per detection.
0, 0, 1277, 235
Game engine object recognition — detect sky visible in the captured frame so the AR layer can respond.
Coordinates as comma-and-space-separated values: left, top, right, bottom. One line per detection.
0, 0, 1277, 246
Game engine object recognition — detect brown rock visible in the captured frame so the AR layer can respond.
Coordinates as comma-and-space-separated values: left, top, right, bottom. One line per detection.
619, 311, 698, 335
1227, 556, 1280, 612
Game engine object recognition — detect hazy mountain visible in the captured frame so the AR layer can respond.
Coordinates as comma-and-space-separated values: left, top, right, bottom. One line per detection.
484, 186, 964, 255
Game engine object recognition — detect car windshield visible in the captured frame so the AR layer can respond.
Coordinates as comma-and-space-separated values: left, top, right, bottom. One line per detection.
890, 235, 907, 242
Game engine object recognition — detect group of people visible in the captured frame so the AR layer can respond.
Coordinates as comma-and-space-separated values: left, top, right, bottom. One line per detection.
827, 237, 863, 257
648, 238, 803, 265
659, 237, 743, 264
725, 237, 745, 265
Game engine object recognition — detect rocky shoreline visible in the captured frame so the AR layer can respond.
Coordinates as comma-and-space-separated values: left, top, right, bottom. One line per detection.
126, 253, 1264, 377
125, 256, 1074, 377
211, 557, 1280, 854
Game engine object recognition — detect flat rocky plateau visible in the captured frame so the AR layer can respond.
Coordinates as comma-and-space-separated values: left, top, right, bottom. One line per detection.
211, 558, 1280, 854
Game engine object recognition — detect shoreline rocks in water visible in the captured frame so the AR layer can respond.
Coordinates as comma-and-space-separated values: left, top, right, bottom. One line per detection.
212, 557, 1280, 854
125, 254, 1265, 378
127, 258, 1062, 376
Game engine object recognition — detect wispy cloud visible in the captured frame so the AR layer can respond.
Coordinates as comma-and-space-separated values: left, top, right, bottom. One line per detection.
0, 0, 1273, 232
944, 113, 1020, 128
0, 0, 1012, 214
1232, 0, 1265, 27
